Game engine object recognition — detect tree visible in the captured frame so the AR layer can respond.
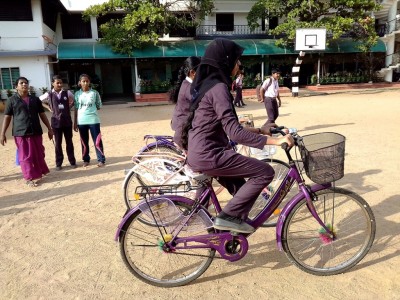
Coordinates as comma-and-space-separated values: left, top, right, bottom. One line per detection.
247, 0, 381, 51
83, 0, 214, 54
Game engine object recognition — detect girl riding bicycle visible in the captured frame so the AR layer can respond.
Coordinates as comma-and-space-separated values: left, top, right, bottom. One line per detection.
181, 38, 294, 233
170, 56, 201, 149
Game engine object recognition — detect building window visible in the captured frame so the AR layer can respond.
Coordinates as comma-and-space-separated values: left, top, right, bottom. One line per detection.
169, 13, 196, 37
61, 14, 92, 39
269, 17, 278, 30
0, 0, 32, 21
1, 68, 20, 89
216, 13, 234, 32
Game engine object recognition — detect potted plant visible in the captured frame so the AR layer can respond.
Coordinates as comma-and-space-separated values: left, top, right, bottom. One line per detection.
152, 80, 161, 92
39, 87, 49, 95
310, 74, 317, 85
6, 89, 15, 98
29, 86, 36, 96
160, 80, 170, 92
0, 90, 6, 112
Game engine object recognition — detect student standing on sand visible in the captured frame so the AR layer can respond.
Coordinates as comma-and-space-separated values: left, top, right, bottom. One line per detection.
74, 74, 105, 167
40, 75, 77, 170
0, 77, 53, 187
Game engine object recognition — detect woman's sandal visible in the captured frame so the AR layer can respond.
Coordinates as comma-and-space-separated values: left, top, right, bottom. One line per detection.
26, 180, 38, 187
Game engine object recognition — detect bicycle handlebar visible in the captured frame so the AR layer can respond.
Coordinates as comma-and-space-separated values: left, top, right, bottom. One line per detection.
270, 126, 301, 161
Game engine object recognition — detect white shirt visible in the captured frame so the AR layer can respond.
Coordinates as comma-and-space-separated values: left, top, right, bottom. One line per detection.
262, 77, 279, 98
39, 89, 74, 102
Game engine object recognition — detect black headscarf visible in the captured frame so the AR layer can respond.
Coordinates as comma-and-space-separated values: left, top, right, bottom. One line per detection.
181, 38, 244, 149
190, 38, 244, 104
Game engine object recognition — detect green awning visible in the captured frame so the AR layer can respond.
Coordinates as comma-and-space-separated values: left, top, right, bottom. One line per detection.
57, 38, 385, 60
57, 39, 293, 59
325, 39, 386, 53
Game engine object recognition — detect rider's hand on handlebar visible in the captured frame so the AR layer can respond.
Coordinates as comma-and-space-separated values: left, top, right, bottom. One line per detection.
260, 123, 277, 136
280, 135, 295, 148
266, 134, 295, 148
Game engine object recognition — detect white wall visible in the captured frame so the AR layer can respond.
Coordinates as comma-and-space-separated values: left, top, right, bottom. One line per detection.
0, 0, 49, 51
0, 0, 58, 93
1, 56, 53, 95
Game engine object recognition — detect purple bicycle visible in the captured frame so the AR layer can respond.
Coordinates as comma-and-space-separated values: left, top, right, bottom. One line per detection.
123, 134, 291, 227
116, 130, 375, 287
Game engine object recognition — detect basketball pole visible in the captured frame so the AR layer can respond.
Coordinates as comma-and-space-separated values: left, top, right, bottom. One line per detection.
291, 51, 306, 97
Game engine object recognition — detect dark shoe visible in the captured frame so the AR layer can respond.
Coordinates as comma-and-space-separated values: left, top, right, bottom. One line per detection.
83, 162, 90, 167
70, 164, 78, 169
213, 215, 255, 233
55, 166, 62, 171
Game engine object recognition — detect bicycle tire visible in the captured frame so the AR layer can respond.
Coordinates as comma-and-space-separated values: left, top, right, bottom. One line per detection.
282, 187, 375, 275
123, 159, 188, 209
124, 144, 184, 209
119, 199, 216, 287
248, 158, 290, 227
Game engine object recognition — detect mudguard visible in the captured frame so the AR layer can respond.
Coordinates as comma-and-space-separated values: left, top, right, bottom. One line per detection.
276, 183, 331, 251
115, 195, 196, 241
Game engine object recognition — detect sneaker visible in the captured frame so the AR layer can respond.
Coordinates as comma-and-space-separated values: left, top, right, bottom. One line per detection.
213, 215, 255, 233
83, 162, 90, 167
97, 162, 105, 167
55, 166, 62, 171
70, 164, 78, 169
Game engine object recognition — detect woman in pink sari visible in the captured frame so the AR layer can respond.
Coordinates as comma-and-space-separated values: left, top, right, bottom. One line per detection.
0, 77, 53, 187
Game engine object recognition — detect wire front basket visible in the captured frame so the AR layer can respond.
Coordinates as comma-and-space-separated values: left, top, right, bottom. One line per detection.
300, 132, 345, 184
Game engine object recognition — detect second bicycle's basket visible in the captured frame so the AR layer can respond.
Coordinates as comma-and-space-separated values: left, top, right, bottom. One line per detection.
300, 132, 345, 184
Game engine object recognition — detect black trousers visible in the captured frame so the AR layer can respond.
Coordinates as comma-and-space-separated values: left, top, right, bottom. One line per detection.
233, 87, 244, 106
202, 152, 275, 219
264, 97, 279, 123
53, 126, 76, 167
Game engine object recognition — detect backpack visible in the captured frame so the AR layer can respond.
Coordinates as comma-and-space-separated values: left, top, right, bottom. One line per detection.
257, 77, 274, 101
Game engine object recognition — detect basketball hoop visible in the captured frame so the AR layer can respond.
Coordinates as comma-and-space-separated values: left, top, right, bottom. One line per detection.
295, 29, 326, 51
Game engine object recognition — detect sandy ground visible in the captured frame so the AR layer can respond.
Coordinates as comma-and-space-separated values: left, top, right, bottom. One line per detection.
0, 88, 399, 299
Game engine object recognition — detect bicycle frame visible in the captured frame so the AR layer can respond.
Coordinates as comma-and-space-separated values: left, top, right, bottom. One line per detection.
116, 159, 332, 259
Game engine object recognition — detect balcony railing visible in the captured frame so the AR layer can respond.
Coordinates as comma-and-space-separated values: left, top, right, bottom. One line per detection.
376, 17, 400, 36
386, 51, 400, 67
196, 25, 270, 38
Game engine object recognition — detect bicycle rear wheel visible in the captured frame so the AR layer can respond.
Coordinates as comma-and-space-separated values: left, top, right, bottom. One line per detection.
119, 198, 216, 287
248, 158, 290, 227
282, 187, 375, 275
123, 158, 186, 209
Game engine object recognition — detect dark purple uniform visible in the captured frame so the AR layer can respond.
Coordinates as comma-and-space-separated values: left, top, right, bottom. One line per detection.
171, 79, 191, 149
187, 83, 275, 218
42, 90, 76, 167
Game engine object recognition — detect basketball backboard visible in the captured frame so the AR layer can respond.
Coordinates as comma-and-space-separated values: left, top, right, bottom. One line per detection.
295, 28, 326, 51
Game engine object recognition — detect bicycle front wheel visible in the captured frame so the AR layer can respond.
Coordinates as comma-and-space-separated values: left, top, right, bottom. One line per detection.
119, 199, 216, 287
282, 187, 375, 275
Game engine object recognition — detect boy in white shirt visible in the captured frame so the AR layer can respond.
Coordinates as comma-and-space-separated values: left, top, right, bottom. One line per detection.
259, 69, 281, 124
